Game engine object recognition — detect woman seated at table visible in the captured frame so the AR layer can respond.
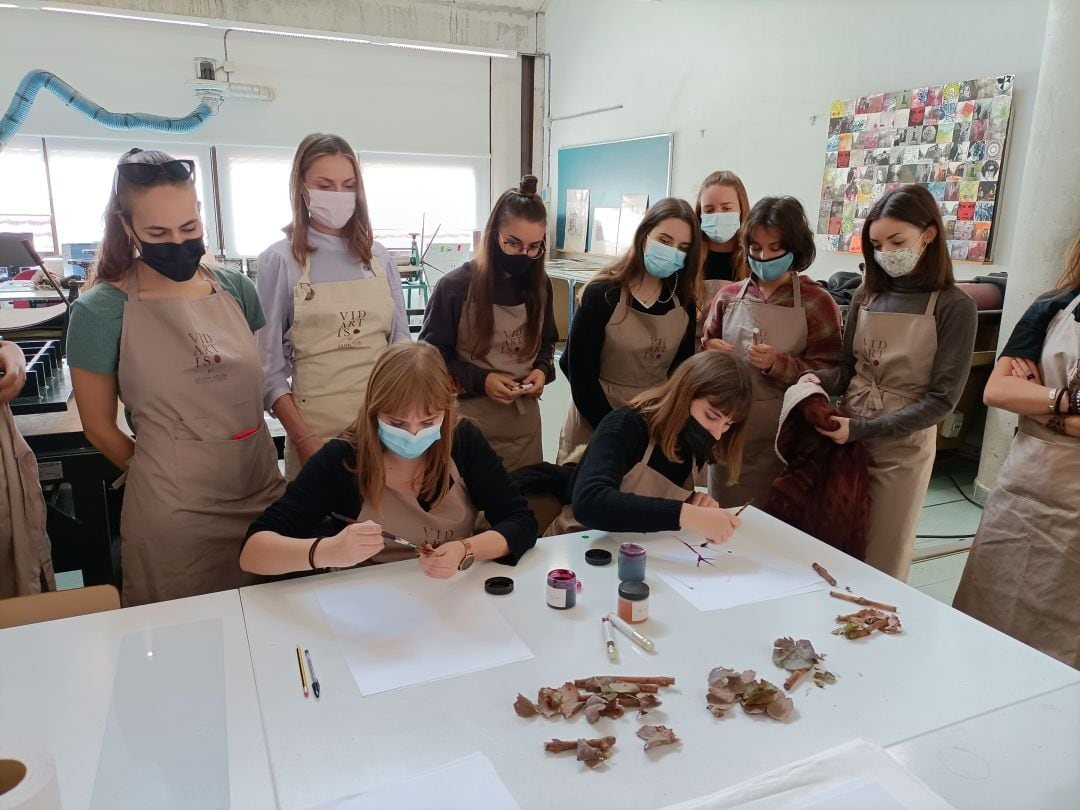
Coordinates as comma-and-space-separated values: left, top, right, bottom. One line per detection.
240, 341, 537, 578
546, 350, 752, 539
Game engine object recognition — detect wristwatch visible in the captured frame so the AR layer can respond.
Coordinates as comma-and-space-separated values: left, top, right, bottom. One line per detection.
457, 539, 475, 571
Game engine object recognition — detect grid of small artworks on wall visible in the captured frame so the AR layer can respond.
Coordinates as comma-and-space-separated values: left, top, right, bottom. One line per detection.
817, 74, 1013, 263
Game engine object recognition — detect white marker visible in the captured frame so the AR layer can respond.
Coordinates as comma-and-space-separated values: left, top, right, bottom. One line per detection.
607, 612, 655, 652
601, 615, 617, 661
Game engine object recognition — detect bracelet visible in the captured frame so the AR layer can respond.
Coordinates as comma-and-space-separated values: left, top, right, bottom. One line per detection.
308, 536, 324, 570
1047, 415, 1068, 435
1048, 387, 1059, 413
1055, 387, 1069, 414
294, 432, 316, 444
1070, 387, 1080, 415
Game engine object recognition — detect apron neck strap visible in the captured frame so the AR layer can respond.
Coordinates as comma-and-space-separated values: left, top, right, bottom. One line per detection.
790, 273, 802, 308
299, 258, 313, 286
737, 277, 754, 300
925, 290, 940, 316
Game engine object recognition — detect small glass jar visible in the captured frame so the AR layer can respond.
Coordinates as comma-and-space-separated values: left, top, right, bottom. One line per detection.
618, 543, 647, 582
546, 569, 577, 610
617, 581, 650, 624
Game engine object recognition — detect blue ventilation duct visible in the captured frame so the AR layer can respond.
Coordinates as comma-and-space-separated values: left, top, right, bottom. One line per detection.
0, 70, 215, 148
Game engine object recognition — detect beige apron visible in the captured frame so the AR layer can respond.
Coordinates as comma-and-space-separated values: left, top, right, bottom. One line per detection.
357, 459, 478, 565
0, 405, 54, 597
557, 288, 690, 463
118, 268, 285, 606
455, 301, 542, 471
547, 438, 701, 536
698, 278, 729, 344
953, 293, 1080, 668
709, 275, 808, 506
285, 257, 396, 479
842, 291, 940, 581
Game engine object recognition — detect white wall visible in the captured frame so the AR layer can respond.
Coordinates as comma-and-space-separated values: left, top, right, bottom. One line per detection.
545, 0, 1049, 282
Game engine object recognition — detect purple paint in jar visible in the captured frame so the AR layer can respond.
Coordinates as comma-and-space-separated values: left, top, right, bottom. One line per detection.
618, 543, 647, 582
546, 568, 578, 609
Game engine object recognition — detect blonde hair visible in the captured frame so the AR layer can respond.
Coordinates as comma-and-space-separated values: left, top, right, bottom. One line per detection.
345, 342, 456, 514
289, 133, 373, 266
629, 350, 753, 483
1056, 230, 1080, 293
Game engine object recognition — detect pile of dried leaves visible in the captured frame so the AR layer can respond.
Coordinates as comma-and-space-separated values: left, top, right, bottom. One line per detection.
514, 676, 671, 724
544, 737, 615, 768
772, 637, 837, 690
833, 608, 902, 639
705, 668, 794, 721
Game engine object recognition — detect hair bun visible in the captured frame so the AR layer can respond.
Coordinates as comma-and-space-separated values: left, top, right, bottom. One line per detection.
518, 174, 539, 196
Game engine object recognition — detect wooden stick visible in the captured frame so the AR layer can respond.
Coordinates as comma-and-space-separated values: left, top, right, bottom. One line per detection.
544, 737, 615, 753
573, 676, 675, 688
829, 590, 897, 613
812, 563, 837, 587
580, 683, 659, 694
784, 668, 810, 691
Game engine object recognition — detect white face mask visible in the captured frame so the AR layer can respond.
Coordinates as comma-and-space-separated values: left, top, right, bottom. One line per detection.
874, 231, 927, 278
307, 188, 356, 230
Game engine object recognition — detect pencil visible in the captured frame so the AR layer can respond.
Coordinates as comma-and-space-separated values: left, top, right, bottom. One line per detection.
296, 646, 309, 698
734, 499, 753, 516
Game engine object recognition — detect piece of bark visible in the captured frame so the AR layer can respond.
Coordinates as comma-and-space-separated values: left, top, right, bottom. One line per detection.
812, 563, 837, 587
829, 590, 897, 613
574, 676, 675, 688
784, 668, 810, 691
544, 736, 615, 753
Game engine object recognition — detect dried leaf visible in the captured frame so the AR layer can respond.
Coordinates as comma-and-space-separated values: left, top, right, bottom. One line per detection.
601, 681, 640, 695
514, 694, 538, 718
766, 695, 794, 720
707, 704, 729, 718
584, 694, 607, 725
834, 608, 902, 639
813, 670, 837, 688
536, 687, 560, 718
772, 637, 818, 671
577, 738, 613, 768
637, 724, 679, 751
557, 681, 583, 719
636, 693, 661, 715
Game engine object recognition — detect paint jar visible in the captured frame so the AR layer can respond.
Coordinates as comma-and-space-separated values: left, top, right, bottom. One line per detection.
618, 543, 647, 582
546, 569, 578, 610
617, 581, 650, 624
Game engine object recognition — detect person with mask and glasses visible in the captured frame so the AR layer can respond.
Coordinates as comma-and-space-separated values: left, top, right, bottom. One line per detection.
67, 148, 284, 606
256, 133, 409, 480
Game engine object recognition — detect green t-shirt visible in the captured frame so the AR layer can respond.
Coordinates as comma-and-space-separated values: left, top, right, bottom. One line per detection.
67, 268, 266, 374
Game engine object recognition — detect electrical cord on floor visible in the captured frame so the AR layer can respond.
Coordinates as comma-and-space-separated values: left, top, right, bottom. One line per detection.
916, 533, 975, 539
947, 472, 984, 509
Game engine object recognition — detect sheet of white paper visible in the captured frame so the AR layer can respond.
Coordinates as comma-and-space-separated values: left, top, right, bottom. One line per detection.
634, 531, 827, 611
307, 752, 521, 810
316, 575, 533, 696
616, 193, 649, 253
592, 207, 621, 255
659, 739, 953, 810
564, 188, 589, 253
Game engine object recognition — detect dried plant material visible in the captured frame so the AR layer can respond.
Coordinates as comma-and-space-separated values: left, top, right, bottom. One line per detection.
766, 695, 794, 720
636, 693, 661, 715
577, 738, 614, 768
584, 694, 609, 724
813, 670, 837, 688
833, 608, 902, 639
772, 637, 818, 671
783, 668, 810, 691
637, 724, 679, 751
830, 590, 897, 613
536, 687, 561, 718
812, 563, 837, 586
603, 681, 640, 694
705, 668, 792, 721
514, 694, 538, 718
557, 681, 584, 719
544, 736, 615, 753
575, 675, 675, 689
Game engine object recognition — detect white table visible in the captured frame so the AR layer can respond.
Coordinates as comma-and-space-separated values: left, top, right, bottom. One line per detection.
0, 590, 277, 810
239, 508, 1080, 810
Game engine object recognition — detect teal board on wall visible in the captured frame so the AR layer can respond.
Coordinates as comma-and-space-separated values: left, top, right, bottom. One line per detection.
555, 134, 672, 252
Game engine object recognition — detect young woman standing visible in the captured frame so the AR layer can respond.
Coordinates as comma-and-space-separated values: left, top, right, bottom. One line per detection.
701, 196, 842, 507
807, 184, 977, 581
420, 175, 557, 471
67, 149, 284, 606
556, 197, 701, 462
695, 170, 750, 314
256, 133, 409, 479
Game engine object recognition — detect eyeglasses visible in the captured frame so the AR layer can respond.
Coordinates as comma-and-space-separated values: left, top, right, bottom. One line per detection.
114, 159, 196, 193
498, 233, 545, 259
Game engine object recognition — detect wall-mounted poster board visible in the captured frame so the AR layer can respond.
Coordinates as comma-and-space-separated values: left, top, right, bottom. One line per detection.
817, 74, 1013, 262
556, 134, 672, 253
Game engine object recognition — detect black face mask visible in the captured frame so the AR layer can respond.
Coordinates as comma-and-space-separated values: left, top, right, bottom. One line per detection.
138, 237, 205, 282
494, 242, 535, 281
680, 414, 720, 463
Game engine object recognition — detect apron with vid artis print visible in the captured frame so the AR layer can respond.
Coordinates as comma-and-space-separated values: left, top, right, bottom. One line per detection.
557, 288, 689, 463
285, 256, 395, 479
842, 291, 940, 581
117, 268, 284, 606
953, 292, 1080, 668
709, 275, 807, 507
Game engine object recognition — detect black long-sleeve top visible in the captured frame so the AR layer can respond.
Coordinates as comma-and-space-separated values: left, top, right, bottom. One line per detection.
558, 279, 696, 429
703, 250, 736, 282
419, 262, 558, 395
245, 419, 538, 563
567, 407, 692, 533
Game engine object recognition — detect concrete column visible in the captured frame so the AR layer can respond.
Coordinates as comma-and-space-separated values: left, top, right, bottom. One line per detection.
976, 0, 1080, 499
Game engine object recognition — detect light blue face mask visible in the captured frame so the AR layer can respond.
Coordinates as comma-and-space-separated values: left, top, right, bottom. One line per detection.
748, 251, 795, 282
700, 211, 740, 243
377, 418, 443, 460
643, 240, 686, 279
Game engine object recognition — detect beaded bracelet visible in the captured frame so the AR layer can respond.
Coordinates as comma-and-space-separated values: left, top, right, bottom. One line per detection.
1048, 415, 1068, 435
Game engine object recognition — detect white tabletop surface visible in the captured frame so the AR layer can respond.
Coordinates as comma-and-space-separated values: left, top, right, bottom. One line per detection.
238, 507, 1080, 810
0, 590, 277, 810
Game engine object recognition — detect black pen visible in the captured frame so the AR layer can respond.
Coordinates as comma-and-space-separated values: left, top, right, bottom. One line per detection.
304, 648, 320, 699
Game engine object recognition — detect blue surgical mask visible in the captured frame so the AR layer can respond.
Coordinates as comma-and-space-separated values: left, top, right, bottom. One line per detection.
748, 252, 795, 282
643, 240, 686, 279
700, 212, 740, 243
377, 418, 443, 460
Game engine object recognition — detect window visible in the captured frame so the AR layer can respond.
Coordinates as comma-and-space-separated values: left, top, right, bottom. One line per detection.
0, 137, 55, 254
218, 146, 294, 257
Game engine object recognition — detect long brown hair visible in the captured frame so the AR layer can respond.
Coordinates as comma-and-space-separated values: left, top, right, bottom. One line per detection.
288, 133, 373, 266
859, 184, 954, 300
741, 196, 817, 280
1054, 230, 1080, 293
592, 197, 702, 311
465, 174, 549, 360
90, 148, 202, 285
695, 170, 750, 277
629, 350, 752, 483
345, 342, 457, 515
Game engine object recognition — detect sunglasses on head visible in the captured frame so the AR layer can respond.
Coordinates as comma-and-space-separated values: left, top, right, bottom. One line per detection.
114, 158, 196, 192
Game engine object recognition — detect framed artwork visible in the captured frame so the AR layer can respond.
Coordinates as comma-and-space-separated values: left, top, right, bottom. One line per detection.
819, 74, 1013, 262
